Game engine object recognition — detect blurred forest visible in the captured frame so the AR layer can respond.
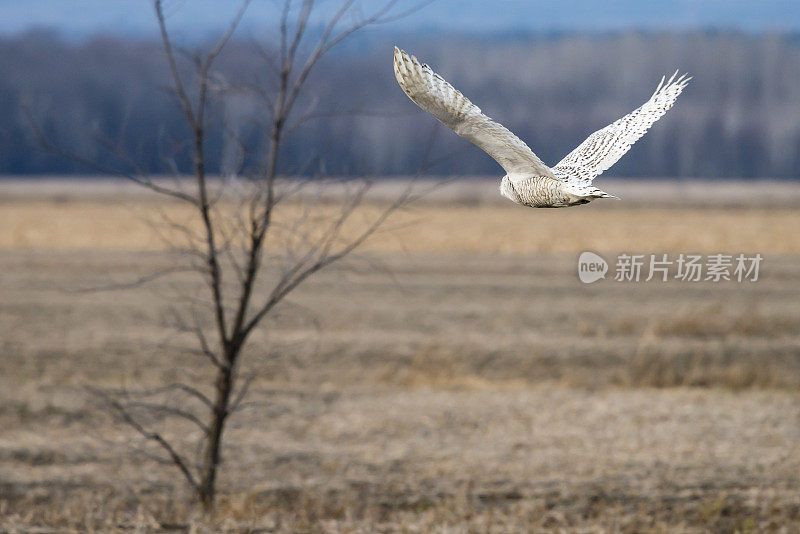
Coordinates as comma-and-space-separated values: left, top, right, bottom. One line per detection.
1, 30, 799, 178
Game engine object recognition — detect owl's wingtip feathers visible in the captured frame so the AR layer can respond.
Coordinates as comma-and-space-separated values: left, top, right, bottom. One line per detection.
651, 70, 691, 99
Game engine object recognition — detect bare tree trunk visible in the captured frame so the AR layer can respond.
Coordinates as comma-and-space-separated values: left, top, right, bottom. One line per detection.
198, 345, 237, 510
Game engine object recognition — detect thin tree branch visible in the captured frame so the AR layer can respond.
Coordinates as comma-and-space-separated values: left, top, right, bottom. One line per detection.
24, 104, 198, 205
205, 0, 252, 68
124, 401, 211, 435
66, 266, 196, 294
114, 383, 216, 412
241, 181, 414, 340
154, 0, 197, 128
228, 373, 255, 415
90, 388, 199, 492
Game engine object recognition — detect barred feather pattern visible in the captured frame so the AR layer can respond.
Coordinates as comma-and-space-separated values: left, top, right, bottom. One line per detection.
393, 46, 556, 179
501, 175, 570, 208
552, 71, 692, 186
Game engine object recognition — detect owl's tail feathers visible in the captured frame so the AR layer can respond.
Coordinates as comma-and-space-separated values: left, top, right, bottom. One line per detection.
585, 187, 620, 200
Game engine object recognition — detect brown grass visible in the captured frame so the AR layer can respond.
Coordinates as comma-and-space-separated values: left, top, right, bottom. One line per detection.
2, 184, 800, 531
3, 197, 800, 254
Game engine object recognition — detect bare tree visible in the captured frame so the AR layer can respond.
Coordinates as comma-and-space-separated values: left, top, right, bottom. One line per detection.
48, 0, 433, 511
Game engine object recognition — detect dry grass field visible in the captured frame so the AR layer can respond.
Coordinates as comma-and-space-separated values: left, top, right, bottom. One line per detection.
2, 179, 800, 532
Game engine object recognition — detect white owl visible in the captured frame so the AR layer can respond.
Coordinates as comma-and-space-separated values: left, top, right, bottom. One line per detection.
393, 47, 690, 208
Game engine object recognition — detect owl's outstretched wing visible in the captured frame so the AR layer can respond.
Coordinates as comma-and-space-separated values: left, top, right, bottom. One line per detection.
393, 46, 556, 179
552, 71, 691, 185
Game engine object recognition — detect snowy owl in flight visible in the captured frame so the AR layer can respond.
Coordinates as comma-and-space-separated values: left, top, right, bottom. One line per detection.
393, 47, 690, 208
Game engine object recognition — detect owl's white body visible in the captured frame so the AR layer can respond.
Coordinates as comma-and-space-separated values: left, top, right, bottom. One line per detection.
499, 175, 604, 208
393, 47, 690, 208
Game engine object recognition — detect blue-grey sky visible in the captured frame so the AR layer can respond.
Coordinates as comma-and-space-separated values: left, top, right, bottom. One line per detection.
1, 0, 799, 39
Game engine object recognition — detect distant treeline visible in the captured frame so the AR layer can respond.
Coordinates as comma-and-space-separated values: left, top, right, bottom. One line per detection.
1, 30, 799, 178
